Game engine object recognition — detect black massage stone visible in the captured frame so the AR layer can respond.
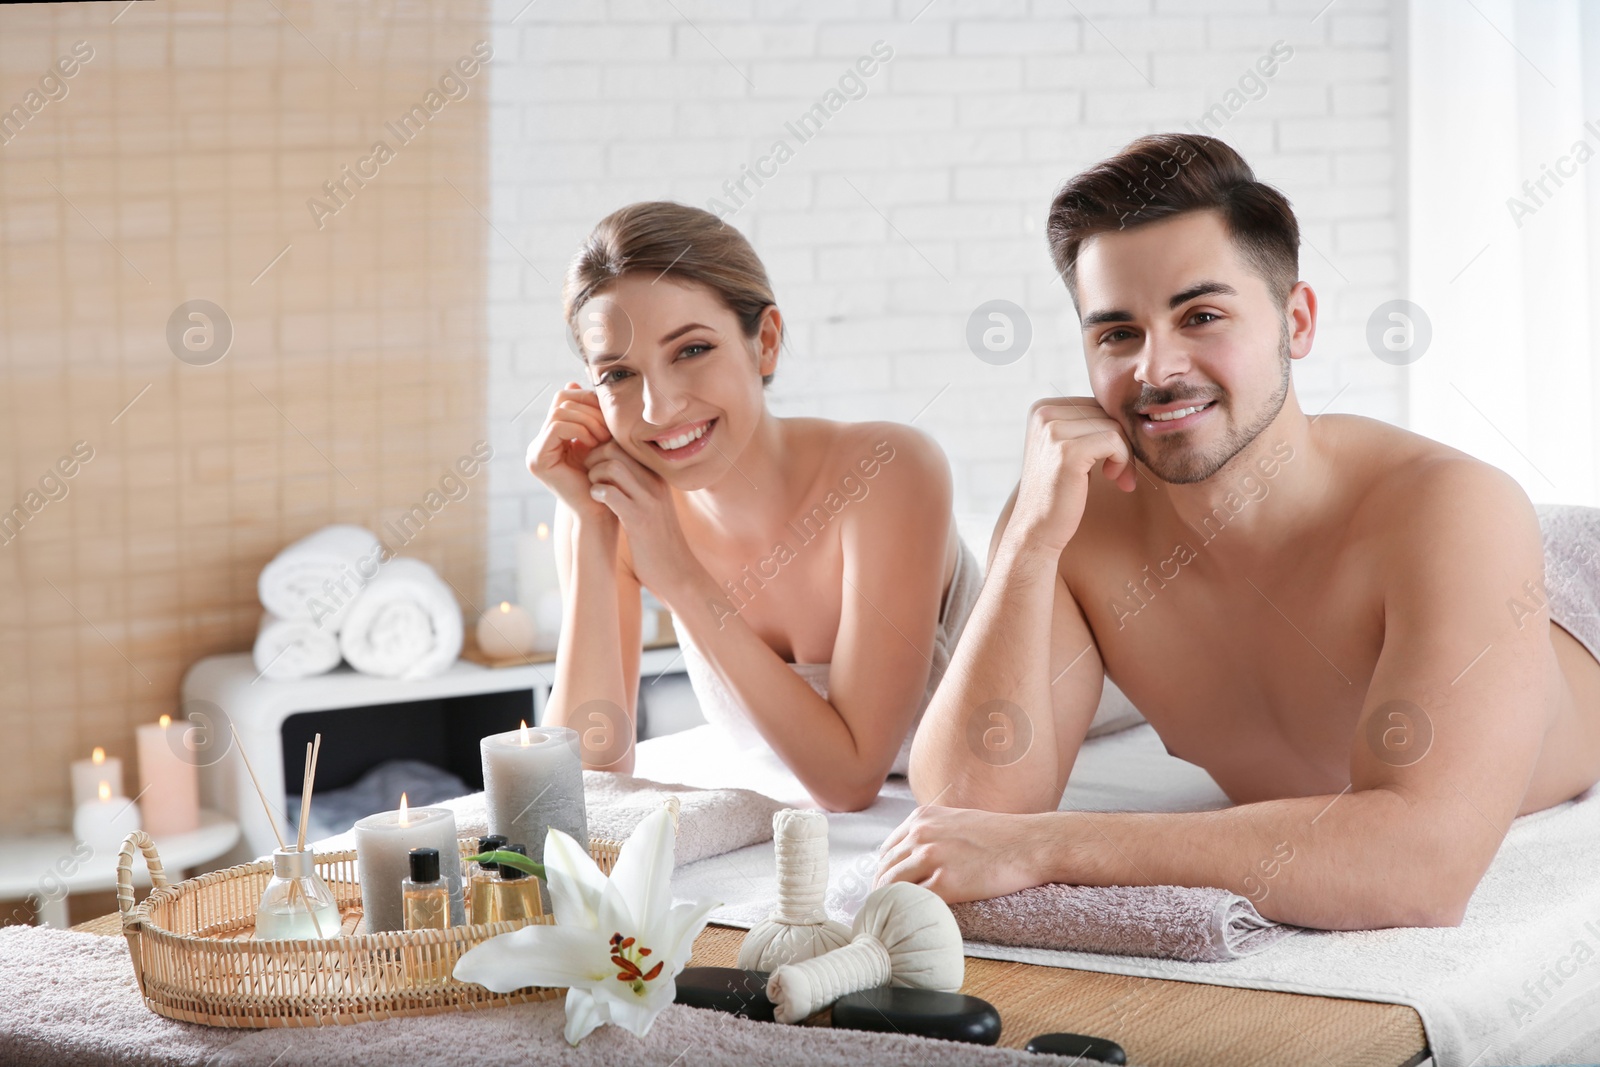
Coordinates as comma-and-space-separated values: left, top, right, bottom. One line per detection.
830, 987, 1001, 1045
1024, 1031, 1128, 1064
673, 967, 776, 1022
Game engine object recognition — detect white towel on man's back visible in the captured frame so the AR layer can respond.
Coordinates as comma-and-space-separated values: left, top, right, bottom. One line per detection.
337, 557, 462, 680
251, 612, 341, 680
257, 524, 382, 631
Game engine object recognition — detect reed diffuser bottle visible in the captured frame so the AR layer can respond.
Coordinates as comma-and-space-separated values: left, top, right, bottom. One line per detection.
255, 848, 341, 940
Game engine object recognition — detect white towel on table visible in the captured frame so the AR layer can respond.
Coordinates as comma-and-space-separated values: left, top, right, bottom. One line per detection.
251, 612, 342, 680
257, 524, 383, 631
337, 557, 462, 680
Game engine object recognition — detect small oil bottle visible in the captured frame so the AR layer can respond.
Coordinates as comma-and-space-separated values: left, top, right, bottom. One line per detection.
487, 843, 543, 924
402, 847, 452, 931
468, 834, 507, 925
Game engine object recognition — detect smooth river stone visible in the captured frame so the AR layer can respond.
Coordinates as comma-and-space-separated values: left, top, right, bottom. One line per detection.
673, 967, 776, 1022
1024, 1031, 1128, 1063
831, 987, 1001, 1045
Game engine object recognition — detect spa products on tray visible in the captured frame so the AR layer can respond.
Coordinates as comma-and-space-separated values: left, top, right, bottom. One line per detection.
766, 881, 965, 1024
402, 847, 452, 931
481, 722, 587, 906
256, 847, 341, 940
354, 796, 467, 933
737, 809, 851, 971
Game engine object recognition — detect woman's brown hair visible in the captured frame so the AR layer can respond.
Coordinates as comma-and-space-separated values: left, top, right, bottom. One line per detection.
1046, 133, 1300, 308
564, 202, 781, 386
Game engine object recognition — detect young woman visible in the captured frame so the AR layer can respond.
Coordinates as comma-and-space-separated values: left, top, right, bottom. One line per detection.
527, 202, 980, 811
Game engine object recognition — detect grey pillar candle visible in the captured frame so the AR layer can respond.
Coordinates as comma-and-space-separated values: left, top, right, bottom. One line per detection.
353, 798, 465, 932
481, 724, 588, 890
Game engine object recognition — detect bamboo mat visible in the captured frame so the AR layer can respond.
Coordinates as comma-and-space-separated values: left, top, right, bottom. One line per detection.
690, 925, 1427, 1067
73, 915, 1426, 1067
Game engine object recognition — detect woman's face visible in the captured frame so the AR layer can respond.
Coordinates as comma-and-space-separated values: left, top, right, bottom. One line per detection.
576, 273, 779, 491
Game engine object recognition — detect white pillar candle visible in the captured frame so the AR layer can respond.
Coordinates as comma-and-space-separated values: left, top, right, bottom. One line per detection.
69, 747, 123, 807
516, 523, 563, 648
73, 781, 142, 853
135, 714, 200, 838
481, 723, 587, 877
476, 601, 539, 659
353, 795, 466, 933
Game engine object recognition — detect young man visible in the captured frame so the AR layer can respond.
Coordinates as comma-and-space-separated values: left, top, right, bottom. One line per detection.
876, 134, 1600, 930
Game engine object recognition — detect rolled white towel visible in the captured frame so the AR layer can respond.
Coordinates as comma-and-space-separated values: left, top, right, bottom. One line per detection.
252, 612, 342, 681
338, 557, 463, 680
257, 524, 384, 631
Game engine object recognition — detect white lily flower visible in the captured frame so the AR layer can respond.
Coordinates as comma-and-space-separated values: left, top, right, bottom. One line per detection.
453, 804, 720, 1045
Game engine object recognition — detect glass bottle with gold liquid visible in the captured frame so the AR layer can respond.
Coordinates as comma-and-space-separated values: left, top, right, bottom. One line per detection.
402, 847, 451, 985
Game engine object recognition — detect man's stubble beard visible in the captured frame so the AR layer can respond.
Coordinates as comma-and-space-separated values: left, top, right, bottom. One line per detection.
1128, 320, 1291, 485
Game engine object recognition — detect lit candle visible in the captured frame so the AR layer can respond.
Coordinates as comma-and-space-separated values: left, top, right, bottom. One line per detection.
475, 601, 539, 660
135, 714, 200, 838
73, 781, 142, 853
69, 746, 124, 807
516, 522, 563, 649
481, 722, 587, 902
353, 794, 466, 933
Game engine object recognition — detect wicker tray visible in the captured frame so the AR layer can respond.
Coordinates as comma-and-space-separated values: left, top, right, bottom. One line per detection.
115, 829, 623, 1028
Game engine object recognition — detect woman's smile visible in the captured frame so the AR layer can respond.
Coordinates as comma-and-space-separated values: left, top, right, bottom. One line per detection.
646, 416, 717, 461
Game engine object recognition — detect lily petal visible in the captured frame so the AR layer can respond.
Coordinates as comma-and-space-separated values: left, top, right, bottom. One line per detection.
605, 805, 676, 934
660, 896, 722, 971
563, 987, 607, 1046
453, 923, 612, 993
596, 974, 677, 1039
543, 826, 607, 929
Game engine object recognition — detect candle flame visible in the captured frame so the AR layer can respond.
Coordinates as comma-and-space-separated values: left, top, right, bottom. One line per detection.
399, 793, 409, 827
92, 747, 105, 765
98, 781, 111, 802
499, 601, 511, 614
159, 714, 171, 728
520, 720, 530, 746
537, 522, 550, 540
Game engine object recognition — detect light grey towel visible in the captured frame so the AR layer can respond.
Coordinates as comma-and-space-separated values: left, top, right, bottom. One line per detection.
1539, 503, 1600, 665
951, 883, 1298, 963
0, 927, 1081, 1067
314, 776, 787, 870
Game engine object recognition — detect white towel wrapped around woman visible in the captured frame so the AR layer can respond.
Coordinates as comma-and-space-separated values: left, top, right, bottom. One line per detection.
338, 557, 463, 680
257, 524, 383, 631
252, 612, 343, 681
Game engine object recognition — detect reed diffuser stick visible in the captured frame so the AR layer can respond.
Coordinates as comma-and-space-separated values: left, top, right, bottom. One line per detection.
229, 724, 286, 850
296, 733, 323, 853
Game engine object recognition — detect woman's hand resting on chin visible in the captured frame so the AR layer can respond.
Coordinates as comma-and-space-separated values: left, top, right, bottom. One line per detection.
583, 441, 708, 603
527, 382, 616, 528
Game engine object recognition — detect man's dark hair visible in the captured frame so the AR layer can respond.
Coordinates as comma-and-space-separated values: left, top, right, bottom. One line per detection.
1046, 133, 1300, 308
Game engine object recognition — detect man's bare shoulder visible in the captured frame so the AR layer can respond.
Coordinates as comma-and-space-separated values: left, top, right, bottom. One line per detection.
1327, 416, 1533, 530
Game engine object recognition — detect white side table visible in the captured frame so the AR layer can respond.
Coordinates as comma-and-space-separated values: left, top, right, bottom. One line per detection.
0, 810, 240, 928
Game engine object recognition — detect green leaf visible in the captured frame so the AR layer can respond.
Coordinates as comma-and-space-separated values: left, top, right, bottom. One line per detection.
464, 850, 547, 881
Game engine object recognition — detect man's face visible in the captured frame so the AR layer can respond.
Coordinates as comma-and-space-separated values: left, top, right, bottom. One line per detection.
1074, 209, 1294, 485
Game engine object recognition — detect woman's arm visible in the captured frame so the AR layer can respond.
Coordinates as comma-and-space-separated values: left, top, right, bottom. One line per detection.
544, 502, 643, 773
661, 428, 953, 810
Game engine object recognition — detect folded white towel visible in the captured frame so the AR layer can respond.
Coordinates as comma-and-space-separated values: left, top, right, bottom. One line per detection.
257, 524, 383, 631
337, 557, 462, 680
251, 612, 342, 681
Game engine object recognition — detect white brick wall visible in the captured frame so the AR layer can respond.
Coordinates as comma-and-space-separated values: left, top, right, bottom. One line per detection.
482, 0, 1405, 603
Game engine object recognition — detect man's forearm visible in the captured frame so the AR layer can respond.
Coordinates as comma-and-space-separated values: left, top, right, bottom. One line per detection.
911, 534, 1070, 812
1043, 788, 1483, 929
